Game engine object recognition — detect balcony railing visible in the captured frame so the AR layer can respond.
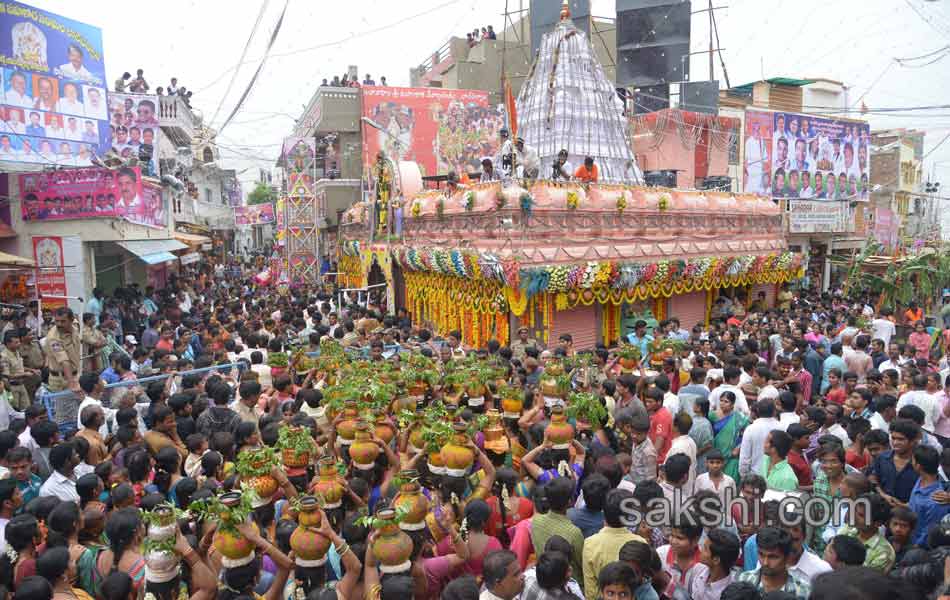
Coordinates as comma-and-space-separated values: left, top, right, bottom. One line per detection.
159, 96, 197, 145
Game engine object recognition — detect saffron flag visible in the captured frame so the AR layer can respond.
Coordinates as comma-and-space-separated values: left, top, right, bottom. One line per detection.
504, 78, 518, 140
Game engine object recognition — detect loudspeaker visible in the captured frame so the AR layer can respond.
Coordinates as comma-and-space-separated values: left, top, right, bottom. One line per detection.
633, 84, 669, 114
701, 176, 732, 191
681, 80, 720, 115
644, 169, 678, 187
616, 0, 691, 87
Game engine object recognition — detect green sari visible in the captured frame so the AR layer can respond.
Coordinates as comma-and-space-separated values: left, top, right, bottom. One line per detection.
712, 410, 749, 482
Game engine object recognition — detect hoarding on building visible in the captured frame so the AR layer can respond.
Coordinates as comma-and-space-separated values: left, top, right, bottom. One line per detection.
235, 203, 275, 226
19, 166, 164, 228
787, 200, 851, 234
743, 109, 870, 201
0, 1, 110, 166
360, 86, 504, 179
107, 92, 159, 176
872, 207, 900, 249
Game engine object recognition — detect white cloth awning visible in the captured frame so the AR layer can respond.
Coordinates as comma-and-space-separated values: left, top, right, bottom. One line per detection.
117, 240, 188, 265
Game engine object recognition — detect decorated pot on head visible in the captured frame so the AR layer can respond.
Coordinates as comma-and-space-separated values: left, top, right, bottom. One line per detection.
539, 361, 566, 407
312, 456, 345, 510
465, 380, 486, 409
144, 548, 180, 585
145, 505, 178, 541
408, 411, 426, 454
212, 493, 259, 568
374, 415, 396, 445
371, 508, 414, 574
290, 496, 331, 568
336, 401, 360, 446
545, 405, 574, 450
349, 420, 380, 471
427, 448, 446, 476
500, 386, 524, 419
392, 470, 429, 532
482, 410, 509, 455
440, 422, 475, 478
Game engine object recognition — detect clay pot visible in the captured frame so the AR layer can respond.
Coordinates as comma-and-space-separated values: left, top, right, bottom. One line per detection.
483, 410, 505, 443
213, 523, 257, 561
371, 508, 414, 574
290, 501, 331, 566
349, 420, 380, 471
466, 382, 486, 407
546, 405, 575, 450
428, 449, 446, 475
408, 416, 426, 453
312, 456, 345, 508
392, 470, 428, 531
619, 357, 639, 370
147, 505, 177, 541
441, 423, 475, 477
374, 416, 396, 445
282, 447, 311, 468
501, 393, 524, 418
336, 401, 360, 444
245, 473, 279, 500
144, 549, 179, 575
296, 495, 324, 527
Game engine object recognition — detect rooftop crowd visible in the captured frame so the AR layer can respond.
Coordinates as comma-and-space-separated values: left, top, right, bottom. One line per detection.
0, 257, 948, 600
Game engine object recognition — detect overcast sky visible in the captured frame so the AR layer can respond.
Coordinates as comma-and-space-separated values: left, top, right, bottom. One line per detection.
35, 0, 950, 193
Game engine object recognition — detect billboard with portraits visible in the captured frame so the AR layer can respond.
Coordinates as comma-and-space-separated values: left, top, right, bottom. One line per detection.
235, 203, 275, 226
743, 109, 870, 201
360, 86, 504, 179
0, 1, 110, 166
19, 165, 164, 228
107, 93, 159, 176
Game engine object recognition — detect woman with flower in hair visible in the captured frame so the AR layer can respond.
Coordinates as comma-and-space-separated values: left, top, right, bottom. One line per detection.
0, 513, 42, 589
433, 498, 501, 580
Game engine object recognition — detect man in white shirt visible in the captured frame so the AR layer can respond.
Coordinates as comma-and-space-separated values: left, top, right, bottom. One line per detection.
871, 314, 897, 347
783, 520, 832, 584
76, 373, 115, 438
5, 72, 32, 108
744, 125, 768, 194
38, 444, 80, 502
739, 400, 783, 476
897, 374, 941, 432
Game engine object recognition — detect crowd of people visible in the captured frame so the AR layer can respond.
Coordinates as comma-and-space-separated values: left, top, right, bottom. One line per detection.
321, 74, 388, 89
114, 70, 194, 108
467, 26, 497, 47
0, 257, 949, 600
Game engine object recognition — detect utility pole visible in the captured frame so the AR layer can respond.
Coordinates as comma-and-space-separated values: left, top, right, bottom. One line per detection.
708, 0, 715, 81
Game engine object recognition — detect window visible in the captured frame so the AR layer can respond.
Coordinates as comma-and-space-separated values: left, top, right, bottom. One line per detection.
205, 188, 212, 203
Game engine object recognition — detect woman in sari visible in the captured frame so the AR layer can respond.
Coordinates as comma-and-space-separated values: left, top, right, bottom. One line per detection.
712, 391, 748, 482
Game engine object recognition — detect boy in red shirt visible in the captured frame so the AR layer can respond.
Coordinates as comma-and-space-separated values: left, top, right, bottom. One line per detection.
785, 424, 813, 490
645, 388, 673, 463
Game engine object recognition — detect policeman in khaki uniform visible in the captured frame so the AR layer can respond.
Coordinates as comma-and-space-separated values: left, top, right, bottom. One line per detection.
45, 308, 82, 400
510, 326, 539, 362
18, 327, 44, 399
0, 330, 34, 411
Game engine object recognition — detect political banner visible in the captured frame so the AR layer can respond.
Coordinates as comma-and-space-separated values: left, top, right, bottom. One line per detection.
787, 200, 852, 234
19, 165, 164, 228
235, 203, 275, 226
743, 110, 870, 201
872, 207, 900, 249
107, 92, 159, 176
0, 1, 110, 166
360, 86, 504, 179
32, 235, 65, 306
